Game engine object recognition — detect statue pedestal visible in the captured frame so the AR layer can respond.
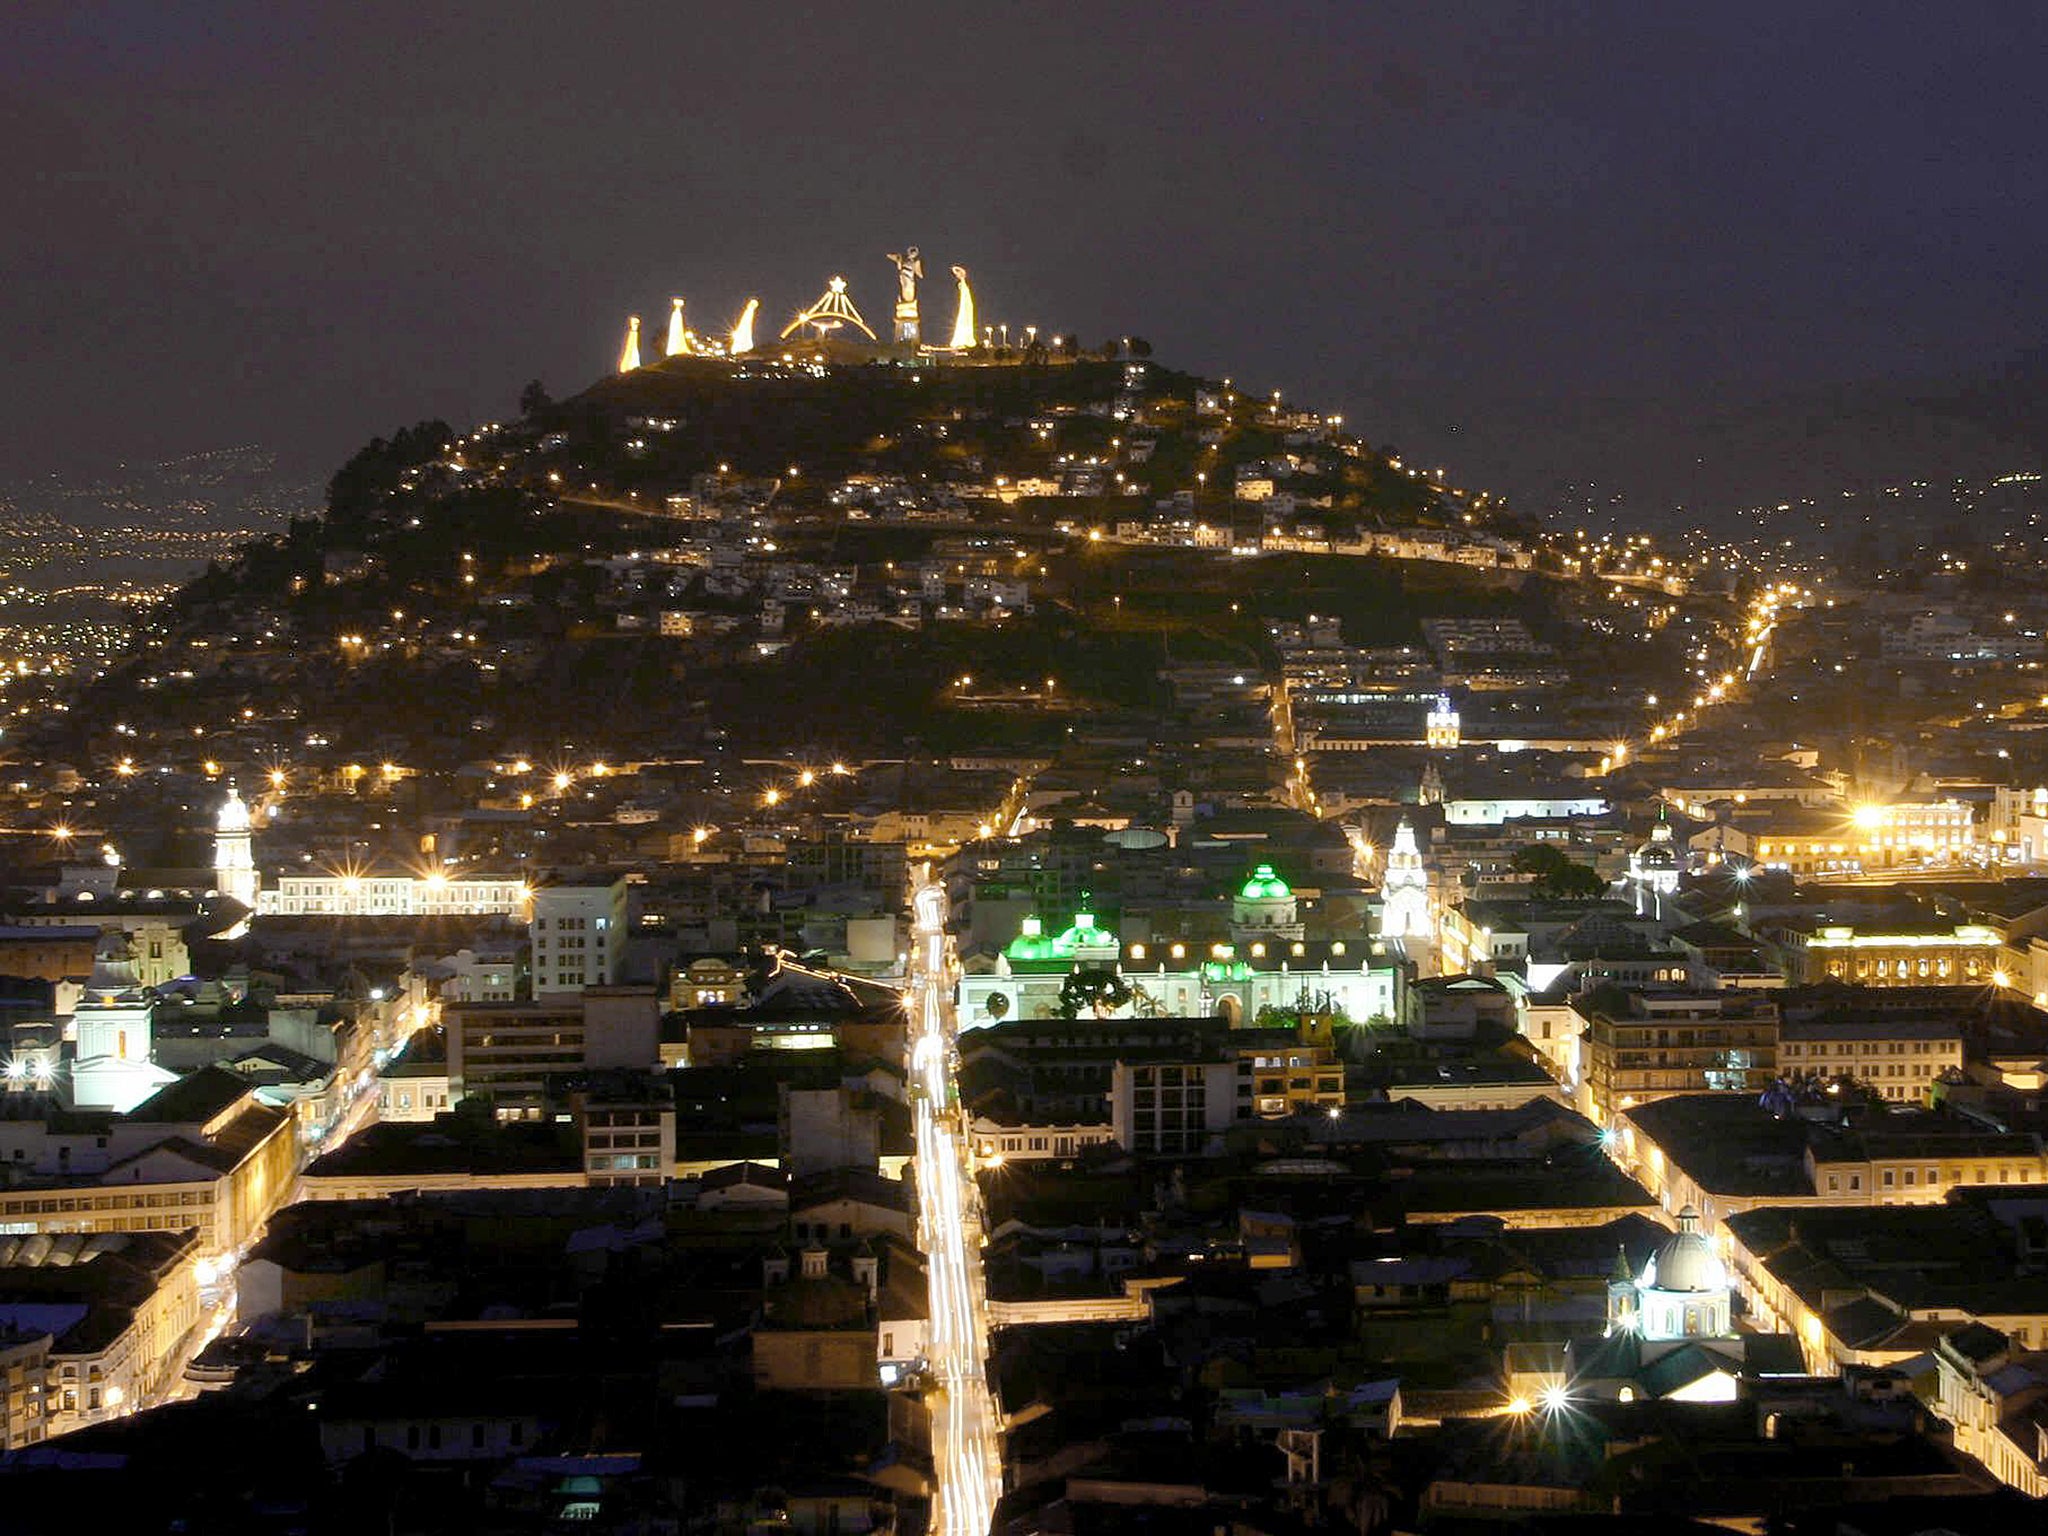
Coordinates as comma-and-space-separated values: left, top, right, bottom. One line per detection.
894, 301, 921, 346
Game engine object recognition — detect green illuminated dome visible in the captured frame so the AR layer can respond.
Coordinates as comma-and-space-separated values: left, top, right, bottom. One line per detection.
1005, 915, 1054, 962
1007, 909, 1120, 962
1238, 865, 1293, 902
1051, 909, 1119, 956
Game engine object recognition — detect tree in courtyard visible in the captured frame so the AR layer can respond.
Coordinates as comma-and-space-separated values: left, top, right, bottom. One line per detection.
1511, 843, 1608, 901
1055, 967, 1132, 1019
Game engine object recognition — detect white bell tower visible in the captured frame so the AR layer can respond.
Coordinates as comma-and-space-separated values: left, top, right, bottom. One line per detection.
1378, 819, 1433, 940
214, 782, 258, 911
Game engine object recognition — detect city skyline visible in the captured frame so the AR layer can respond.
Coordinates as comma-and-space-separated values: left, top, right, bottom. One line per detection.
7, 6, 2048, 1529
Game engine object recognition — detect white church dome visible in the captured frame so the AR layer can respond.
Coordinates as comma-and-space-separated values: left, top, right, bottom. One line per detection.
1643, 1206, 1726, 1294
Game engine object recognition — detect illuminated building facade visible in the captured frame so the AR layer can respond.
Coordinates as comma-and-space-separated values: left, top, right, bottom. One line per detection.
1108, 1025, 1347, 1155
0, 1093, 297, 1268
256, 872, 531, 918
1377, 820, 1432, 941
1627, 809, 1682, 919
961, 892, 1410, 1031
1579, 991, 1780, 1128
2, 1230, 201, 1437
1791, 922, 2003, 987
1779, 1019, 1963, 1103
445, 986, 660, 1117
1754, 800, 1978, 877
1849, 799, 1978, 869
69, 940, 176, 1114
211, 785, 258, 912
1424, 693, 1461, 749
530, 878, 629, 998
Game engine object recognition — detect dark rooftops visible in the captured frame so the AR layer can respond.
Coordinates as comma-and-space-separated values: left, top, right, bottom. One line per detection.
124, 1066, 253, 1128
304, 1113, 580, 1180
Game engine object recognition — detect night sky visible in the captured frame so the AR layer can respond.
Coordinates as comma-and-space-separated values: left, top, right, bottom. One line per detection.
7, 2, 2047, 512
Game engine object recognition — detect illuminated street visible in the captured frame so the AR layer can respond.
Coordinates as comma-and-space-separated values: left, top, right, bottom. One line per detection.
910, 879, 1003, 1536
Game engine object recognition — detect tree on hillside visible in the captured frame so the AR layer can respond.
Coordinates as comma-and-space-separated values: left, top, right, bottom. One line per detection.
519, 379, 553, 417
325, 420, 455, 524
1511, 843, 1608, 902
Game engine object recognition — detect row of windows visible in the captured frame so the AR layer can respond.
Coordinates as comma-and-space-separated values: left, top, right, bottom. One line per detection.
386, 1090, 451, 1111
1823, 1164, 2037, 1192
364, 1420, 526, 1453
1783, 1041, 1953, 1059
588, 1131, 662, 1150
0, 1190, 208, 1216
1822, 958, 1987, 979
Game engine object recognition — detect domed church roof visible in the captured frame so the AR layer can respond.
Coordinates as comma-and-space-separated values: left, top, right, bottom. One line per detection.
1641, 1206, 1726, 1295
1238, 864, 1293, 902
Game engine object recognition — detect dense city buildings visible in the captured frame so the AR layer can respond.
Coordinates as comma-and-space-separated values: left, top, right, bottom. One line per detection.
0, 254, 2046, 1531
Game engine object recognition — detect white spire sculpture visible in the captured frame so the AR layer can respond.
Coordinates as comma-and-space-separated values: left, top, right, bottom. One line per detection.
730, 298, 759, 355
665, 297, 690, 358
950, 265, 978, 350
618, 315, 642, 373
781, 277, 877, 342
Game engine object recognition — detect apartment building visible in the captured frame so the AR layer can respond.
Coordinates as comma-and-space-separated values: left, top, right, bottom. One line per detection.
1580, 990, 1780, 1127
530, 879, 630, 997
1779, 1018, 1964, 1103
445, 986, 660, 1115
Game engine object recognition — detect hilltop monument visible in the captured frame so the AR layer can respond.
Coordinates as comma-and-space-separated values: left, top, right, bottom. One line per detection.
664, 297, 693, 358
730, 298, 759, 355
781, 276, 877, 342
612, 248, 989, 359
949, 265, 977, 350
888, 247, 924, 344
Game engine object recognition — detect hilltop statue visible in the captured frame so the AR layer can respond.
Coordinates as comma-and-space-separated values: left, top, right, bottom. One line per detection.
888, 247, 923, 306
618, 315, 642, 373
887, 246, 923, 344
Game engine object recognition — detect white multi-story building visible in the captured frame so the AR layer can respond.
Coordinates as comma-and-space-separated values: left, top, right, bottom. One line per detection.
1935, 1326, 2048, 1498
433, 945, 520, 1003
530, 879, 630, 998
257, 871, 531, 918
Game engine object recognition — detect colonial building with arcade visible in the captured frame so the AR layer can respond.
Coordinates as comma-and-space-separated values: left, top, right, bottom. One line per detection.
958, 865, 1414, 1029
